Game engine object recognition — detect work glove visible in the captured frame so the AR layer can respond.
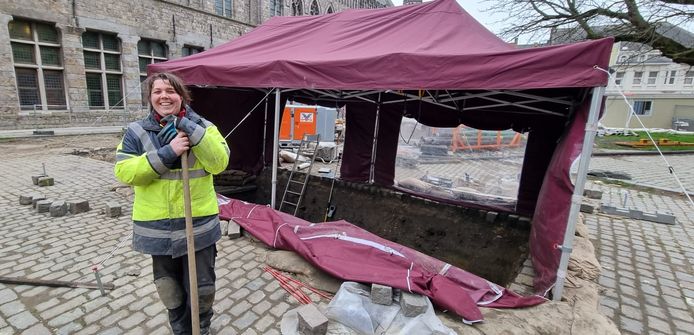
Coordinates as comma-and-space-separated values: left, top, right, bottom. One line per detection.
157, 115, 180, 144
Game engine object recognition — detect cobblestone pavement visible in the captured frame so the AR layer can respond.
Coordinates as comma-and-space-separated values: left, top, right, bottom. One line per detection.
584, 154, 694, 335
0, 153, 303, 334
590, 154, 694, 193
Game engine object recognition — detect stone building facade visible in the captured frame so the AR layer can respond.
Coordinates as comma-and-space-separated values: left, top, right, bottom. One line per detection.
0, 0, 392, 129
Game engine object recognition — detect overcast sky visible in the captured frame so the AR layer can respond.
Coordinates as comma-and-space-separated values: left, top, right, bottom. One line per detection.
389, 0, 502, 34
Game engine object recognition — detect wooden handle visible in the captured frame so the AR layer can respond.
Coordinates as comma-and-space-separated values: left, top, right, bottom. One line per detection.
181, 150, 200, 335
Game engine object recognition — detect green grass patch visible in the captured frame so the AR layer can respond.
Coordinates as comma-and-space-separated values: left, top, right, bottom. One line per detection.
595, 131, 694, 151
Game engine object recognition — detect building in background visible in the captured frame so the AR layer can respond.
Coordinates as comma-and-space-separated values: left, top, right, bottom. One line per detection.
550, 25, 694, 131
0, 0, 393, 130
601, 41, 694, 131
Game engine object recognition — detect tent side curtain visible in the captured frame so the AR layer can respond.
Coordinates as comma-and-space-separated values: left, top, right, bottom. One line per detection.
190, 87, 285, 174
530, 97, 593, 295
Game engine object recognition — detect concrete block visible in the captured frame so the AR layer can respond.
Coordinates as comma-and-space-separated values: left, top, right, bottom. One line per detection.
628, 208, 644, 220
583, 189, 603, 199
31, 175, 46, 185
297, 304, 328, 335
49, 201, 68, 217
37, 176, 54, 187
228, 219, 241, 239
580, 203, 595, 214
68, 200, 90, 214
31, 195, 47, 208
517, 217, 531, 229
370, 283, 393, 305
220, 220, 229, 236
105, 202, 121, 218
400, 292, 428, 317
600, 205, 629, 216
485, 211, 498, 223
654, 212, 676, 225
36, 200, 52, 213
19, 194, 34, 205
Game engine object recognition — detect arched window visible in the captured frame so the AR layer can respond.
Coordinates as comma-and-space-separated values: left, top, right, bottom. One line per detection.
309, 0, 319, 15
292, 0, 303, 15
327, 6, 334, 13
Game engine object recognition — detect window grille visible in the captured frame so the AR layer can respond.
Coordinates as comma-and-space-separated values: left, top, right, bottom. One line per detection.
83, 31, 123, 109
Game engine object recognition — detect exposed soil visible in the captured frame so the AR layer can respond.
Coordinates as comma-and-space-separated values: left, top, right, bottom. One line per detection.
1, 133, 121, 160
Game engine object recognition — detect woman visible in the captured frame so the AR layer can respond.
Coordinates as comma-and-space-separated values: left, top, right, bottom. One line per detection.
114, 72, 230, 334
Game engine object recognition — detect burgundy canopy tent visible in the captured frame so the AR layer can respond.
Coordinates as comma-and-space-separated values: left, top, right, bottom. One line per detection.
150, 0, 612, 299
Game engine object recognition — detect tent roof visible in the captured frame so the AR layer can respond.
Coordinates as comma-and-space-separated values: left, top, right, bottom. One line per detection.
150, 0, 612, 90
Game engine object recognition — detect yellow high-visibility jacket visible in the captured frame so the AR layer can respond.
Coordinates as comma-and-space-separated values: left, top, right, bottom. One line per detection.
114, 108, 230, 257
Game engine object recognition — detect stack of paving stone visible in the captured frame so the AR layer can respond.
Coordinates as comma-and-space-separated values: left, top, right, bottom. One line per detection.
371, 283, 428, 317
31, 174, 54, 187
19, 194, 91, 217
580, 188, 604, 214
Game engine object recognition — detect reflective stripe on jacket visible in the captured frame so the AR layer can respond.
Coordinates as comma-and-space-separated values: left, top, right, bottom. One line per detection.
114, 108, 230, 257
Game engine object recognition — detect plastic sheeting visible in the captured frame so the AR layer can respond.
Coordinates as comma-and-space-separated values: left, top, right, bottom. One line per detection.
218, 197, 545, 322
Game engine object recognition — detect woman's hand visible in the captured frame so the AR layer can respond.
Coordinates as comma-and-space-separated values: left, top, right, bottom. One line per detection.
169, 131, 190, 156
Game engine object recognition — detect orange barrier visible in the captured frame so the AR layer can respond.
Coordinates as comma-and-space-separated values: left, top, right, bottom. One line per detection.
450, 125, 522, 152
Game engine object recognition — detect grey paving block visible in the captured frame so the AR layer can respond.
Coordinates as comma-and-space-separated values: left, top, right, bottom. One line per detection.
370, 283, 393, 305
31, 195, 47, 209
19, 194, 34, 205
628, 208, 644, 220
31, 175, 46, 185
600, 205, 629, 216
400, 292, 428, 317
601, 205, 677, 225
654, 212, 676, 225
50, 201, 68, 217
580, 203, 595, 214
297, 304, 328, 335
583, 189, 603, 199
228, 219, 241, 239
485, 211, 498, 223
517, 217, 531, 229
105, 202, 121, 218
37, 176, 54, 187
220, 220, 229, 236
36, 200, 52, 213
68, 200, 90, 214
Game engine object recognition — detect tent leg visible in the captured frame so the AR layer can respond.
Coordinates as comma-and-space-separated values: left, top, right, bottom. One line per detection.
262, 96, 268, 165
369, 93, 382, 184
271, 88, 281, 209
552, 86, 605, 301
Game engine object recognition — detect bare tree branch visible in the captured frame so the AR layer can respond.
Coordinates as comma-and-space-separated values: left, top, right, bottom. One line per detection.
486, 0, 694, 65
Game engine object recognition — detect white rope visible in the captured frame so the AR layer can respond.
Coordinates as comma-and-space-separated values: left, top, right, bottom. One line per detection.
273, 223, 289, 248
91, 231, 133, 271
406, 262, 413, 293
224, 90, 274, 140
595, 66, 694, 207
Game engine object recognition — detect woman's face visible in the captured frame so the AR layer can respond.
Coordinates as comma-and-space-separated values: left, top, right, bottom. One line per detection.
150, 79, 182, 117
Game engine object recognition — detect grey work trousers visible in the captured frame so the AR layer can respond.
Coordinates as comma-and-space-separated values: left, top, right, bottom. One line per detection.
152, 244, 217, 335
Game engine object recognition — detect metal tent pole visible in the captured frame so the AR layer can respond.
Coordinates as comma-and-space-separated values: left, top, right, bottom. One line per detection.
552, 86, 605, 301
262, 96, 268, 165
368, 93, 382, 184
271, 88, 281, 209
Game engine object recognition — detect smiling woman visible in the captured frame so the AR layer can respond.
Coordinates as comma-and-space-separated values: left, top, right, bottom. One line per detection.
114, 71, 230, 335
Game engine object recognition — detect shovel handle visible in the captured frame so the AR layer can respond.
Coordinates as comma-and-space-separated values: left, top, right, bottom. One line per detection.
181, 150, 200, 335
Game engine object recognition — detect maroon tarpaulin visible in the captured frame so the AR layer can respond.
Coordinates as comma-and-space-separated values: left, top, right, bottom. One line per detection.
218, 197, 546, 322
150, 0, 613, 297
151, 0, 610, 90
